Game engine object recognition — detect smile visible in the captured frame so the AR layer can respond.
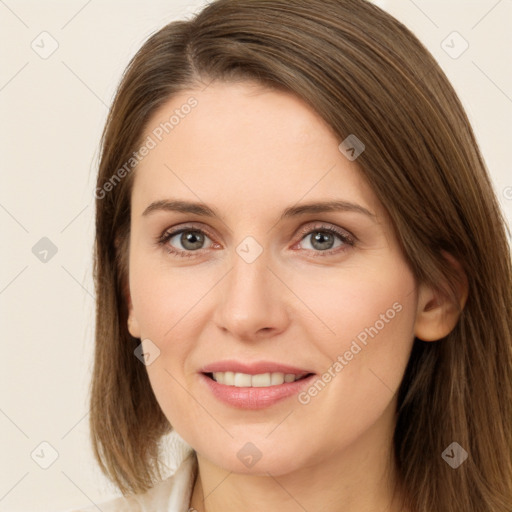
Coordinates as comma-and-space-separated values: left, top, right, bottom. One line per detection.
200, 371, 317, 409
206, 371, 312, 387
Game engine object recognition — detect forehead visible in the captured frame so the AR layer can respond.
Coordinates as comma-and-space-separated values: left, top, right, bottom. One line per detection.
131, 81, 382, 220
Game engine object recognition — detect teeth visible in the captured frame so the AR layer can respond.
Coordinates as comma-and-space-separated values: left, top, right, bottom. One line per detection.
211, 371, 307, 387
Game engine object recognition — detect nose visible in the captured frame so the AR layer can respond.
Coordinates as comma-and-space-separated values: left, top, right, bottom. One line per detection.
213, 247, 291, 341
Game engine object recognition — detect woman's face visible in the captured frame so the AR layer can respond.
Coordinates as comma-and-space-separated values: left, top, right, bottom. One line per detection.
126, 81, 419, 475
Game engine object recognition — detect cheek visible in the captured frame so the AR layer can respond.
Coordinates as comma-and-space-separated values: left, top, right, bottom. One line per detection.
128, 253, 211, 422
129, 248, 206, 341
128, 257, 201, 430
290, 259, 417, 406
288, 259, 416, 358
293, 262, 417, 431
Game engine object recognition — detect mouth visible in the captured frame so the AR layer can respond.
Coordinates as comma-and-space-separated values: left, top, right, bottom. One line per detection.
203, 371, 314, 387
198, 360, 317, 409
199, 369, 317, 409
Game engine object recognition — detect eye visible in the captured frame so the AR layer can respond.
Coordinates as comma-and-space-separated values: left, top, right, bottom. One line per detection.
294, 223, 355, 256
156, 222, 355, 259
157, 227, 216, 258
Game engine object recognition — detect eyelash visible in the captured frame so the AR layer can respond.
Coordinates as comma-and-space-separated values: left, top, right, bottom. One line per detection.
156, 223, 356, 259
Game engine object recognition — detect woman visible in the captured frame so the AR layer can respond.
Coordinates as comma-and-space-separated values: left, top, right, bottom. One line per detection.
77, 0, 512, 510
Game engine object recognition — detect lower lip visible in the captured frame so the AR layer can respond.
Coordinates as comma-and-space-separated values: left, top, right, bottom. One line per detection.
200, 373, 316, 409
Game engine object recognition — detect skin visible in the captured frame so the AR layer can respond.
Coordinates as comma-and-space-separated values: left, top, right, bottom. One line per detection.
126, 81, 462, 512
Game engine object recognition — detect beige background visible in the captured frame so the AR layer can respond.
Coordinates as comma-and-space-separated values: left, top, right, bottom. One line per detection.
1, 1, 511, 510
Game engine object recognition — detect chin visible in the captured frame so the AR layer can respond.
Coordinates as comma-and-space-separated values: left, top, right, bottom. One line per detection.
194, 437, 315, 477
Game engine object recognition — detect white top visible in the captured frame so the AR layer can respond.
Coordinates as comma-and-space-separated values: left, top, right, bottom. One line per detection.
68, 449, 198, 512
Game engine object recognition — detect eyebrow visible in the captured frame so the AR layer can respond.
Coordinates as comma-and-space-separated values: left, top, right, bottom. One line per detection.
142, 199, 375, 220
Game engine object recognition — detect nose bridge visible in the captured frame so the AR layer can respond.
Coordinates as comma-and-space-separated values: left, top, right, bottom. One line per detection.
232, 243, 271, 298
214, 238, 289, 338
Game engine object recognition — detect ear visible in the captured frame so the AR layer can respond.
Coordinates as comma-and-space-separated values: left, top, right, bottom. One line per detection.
126, 289, 141, 339
414, 252, 468, 342
115, 233, 141, 339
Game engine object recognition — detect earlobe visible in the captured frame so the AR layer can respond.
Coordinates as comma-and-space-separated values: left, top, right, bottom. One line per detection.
414, 253, 468, 342
127, 310, 141, 339
115, 233, 140, 338
126, 291, 141, 339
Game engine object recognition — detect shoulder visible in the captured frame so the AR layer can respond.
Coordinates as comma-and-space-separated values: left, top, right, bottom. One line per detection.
66, 449, 197, 512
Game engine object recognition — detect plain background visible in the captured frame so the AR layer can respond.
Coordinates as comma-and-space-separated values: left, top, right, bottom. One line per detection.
1, 1, 511, 510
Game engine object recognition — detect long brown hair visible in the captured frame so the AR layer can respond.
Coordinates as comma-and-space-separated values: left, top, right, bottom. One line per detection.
90, 0, 512, 510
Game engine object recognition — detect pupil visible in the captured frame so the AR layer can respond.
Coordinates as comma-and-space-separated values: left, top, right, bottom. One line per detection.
182, 231, 204, 250
312, 231, 333, 250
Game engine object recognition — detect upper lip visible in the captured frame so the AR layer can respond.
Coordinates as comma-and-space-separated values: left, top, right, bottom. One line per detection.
200, 360, 315, 376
